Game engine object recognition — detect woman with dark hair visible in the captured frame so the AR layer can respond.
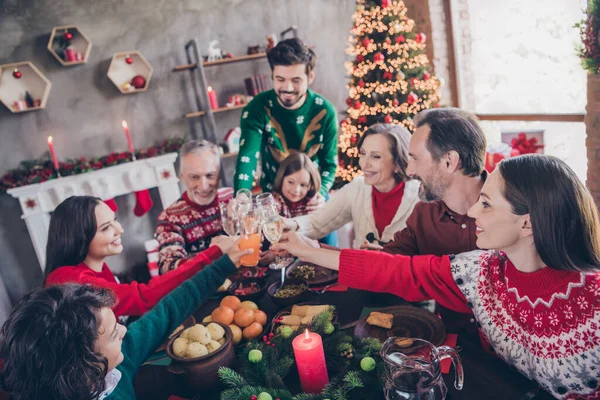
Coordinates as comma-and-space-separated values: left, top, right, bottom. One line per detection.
275, 154, 600, 399
285, 123, 420, 248
45, 196, 237, 318
0, 247, 250, 400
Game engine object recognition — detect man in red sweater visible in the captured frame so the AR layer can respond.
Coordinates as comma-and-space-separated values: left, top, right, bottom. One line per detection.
155, 140, 234, 274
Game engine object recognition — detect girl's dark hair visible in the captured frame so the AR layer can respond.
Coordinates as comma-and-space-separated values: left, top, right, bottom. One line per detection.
499, 154, 600, 272
357, 123, 411, 182
0, 284, 116, 400
45, 196, 102, 280
267, 38, 316, 75
273, 152, 321, 199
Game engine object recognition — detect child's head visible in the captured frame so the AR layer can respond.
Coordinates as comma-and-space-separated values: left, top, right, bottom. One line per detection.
0, 284, 125, 400
273, 152, 321, 202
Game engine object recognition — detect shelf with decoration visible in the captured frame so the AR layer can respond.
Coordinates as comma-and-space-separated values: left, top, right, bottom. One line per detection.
173, 52, 266, 71
0, 61, 52, 113
47, 25, 92, 66
107, 51, 153, 94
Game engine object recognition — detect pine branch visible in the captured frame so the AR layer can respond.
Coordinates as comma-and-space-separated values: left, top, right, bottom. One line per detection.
342, 371, 364, 390
218, 367, 248, 387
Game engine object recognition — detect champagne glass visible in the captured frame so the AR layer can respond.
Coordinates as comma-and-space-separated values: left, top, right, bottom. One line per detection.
262, 209, 288, 270
236, 188, 252, 217
219, 200, 239, 236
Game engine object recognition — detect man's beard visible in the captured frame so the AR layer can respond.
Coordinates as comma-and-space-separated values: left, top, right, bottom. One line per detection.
415, 176, 446, 202
276, 90, 306, 108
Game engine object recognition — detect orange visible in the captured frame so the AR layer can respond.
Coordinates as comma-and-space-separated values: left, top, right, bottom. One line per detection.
220, 296, 241, 311
254, 310, 267, 326
211, 306, 234, 325
243, 322, 263, 340
234, 308, 255, 328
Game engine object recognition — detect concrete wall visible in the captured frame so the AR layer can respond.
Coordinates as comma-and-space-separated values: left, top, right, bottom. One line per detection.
0, 0, 356, 312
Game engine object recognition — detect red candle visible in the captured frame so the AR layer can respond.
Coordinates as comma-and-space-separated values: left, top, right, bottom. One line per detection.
121, 120, 135, 157
292, 329, 329, 393
207, 86, 219, 110
47, 136, 59, 172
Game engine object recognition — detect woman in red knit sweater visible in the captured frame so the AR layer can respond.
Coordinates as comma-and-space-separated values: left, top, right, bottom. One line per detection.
44, 196, 237, 318
275, 154, 600, 399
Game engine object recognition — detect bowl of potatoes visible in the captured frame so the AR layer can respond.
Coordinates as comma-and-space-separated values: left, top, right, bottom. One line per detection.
166, 321, 236, 389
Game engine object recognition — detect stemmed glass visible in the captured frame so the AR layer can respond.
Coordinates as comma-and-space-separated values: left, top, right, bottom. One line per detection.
236, 189, 252, 218
260, 203, 290, 271
219, 200, 239, 236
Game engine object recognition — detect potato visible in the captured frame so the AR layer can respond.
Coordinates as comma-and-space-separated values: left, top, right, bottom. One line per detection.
202, 315, 212, 323
206, 340, 222, 353
186, 342, 208, 358
207, 323, 225, 341
172, 337, 189, 358
180, 327, 192, 339
169, 324, 184, 339
188, 324, 211, 344
218, 338, 225, 346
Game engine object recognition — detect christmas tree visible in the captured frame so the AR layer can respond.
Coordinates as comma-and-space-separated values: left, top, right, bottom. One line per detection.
336, 0, 441, 184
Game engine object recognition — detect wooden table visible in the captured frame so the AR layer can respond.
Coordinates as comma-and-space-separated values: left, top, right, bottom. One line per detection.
135, 269, 554, 400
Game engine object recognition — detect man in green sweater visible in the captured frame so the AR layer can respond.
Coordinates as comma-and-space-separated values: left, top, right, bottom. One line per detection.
0, 244, 251, 399
234, 38, 339, 210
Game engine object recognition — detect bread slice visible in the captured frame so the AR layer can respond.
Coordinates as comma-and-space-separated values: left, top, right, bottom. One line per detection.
366, 311, 393, 329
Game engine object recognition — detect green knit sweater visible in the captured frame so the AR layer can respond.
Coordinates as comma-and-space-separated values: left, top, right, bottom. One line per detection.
106, 255, 236, 399
234, 89, 339, 197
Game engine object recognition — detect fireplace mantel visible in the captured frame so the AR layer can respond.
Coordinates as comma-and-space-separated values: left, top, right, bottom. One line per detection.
7, 153, 181, 270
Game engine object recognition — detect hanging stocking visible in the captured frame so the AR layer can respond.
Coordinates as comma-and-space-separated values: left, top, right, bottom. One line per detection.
133, 189, 153, 217
103, 198, 118, 212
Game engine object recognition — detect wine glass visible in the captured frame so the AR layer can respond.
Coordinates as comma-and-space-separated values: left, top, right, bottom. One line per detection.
219, 200, 239, 236
236, 189, 252, 217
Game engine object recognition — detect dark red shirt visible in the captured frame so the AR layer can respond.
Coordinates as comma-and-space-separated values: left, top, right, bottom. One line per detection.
371, 182, 405, 237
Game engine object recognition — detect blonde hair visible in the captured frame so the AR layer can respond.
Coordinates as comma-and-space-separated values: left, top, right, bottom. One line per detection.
273, 152, 321, 199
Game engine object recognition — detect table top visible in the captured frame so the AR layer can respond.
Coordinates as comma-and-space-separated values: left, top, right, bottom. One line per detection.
135, 268, 554, 400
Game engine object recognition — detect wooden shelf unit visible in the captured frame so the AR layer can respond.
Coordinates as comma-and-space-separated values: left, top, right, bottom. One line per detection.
0, 61, 52, 113
107, 51, 153, 94
47, 25, 92, 66
185, 103, 245, 118
173, 53, 266, 72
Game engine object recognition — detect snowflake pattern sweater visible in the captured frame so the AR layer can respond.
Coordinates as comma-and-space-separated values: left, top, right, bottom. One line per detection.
155, 188, 233, 274
338, 249, 600, 399
234, 89, 338, 197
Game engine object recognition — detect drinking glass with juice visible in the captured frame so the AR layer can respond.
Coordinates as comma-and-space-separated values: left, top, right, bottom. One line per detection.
240, 211, 261, 267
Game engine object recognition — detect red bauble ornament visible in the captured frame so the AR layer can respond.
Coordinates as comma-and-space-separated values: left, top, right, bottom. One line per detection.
130, 75, 146, 89
385, 37, 392, 45
423, 71, 430, 80
384, 115, 393, 123
415, 33, 427, 44
251, 396, 257, 400
361, 38, 371, 48
434, 103, 440, 108
410, 77, 417, 85
373, 52, 385, 63
358, 79, 365, 88
12, 69, 22, 79
510, 148, 521, 157
356, 54, 364, 62
64, 31, 73, 41
393, 98, 400, 106
395, 35, 405, 44
358, 115, 367, 124
381, 0, 389, 8
353, 100, 362, 110
125, 56, 133, 64
407, 93, 418, 105
346, 97, 354, 106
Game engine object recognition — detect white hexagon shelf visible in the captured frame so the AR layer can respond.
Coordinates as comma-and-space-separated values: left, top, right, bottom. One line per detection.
0, 62, 52, 113
107, 51, 153, 94
47, 25, 92, 66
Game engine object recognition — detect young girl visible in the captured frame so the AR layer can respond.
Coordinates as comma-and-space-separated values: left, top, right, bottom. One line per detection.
44, 196, 237, 318
275, 154, 600, 399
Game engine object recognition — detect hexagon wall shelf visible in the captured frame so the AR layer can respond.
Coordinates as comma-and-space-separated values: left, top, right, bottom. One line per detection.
0, 62, 52, 113
47, 25, 92, 66
107, 51, 153, 94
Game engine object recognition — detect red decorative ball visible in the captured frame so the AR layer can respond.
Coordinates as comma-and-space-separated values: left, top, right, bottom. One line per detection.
125, 56, 133, 64
356, 54, 364, 62
407, 93, 418, 105
410, 77, 417, 85
395, 35, 405, 44
358, 79, 365, 88
385, 37, 392, 45
346, 97, 354, 106
415, 33, 427, 44
381, 0, 389, 8
358, 115, 367, 124
351, 135, 358, 144
353, 100, 362, 110
130, 75, 146, 89
373, 52, 385, 63
423, 71, 430, 80
64, 32, 73, 41
251, 396, 257, 400
361, 38, 371, 48
393, 98, 400, 107
384, 115, 393, 123
12, 69, 22, 79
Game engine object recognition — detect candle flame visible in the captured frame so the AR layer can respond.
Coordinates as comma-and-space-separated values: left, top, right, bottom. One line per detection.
207, 86, 213, 91
304, 329, 310, 341
121, 120, 128, 129
47, 136, 53, 143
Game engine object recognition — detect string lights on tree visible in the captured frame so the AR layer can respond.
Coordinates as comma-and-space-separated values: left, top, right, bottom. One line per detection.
336, 0, 441, 184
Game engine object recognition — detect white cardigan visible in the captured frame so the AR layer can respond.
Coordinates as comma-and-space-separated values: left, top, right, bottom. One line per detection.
294, 177, 420, 248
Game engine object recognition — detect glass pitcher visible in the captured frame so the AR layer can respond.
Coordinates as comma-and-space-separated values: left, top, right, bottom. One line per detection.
381, 337, 463, 400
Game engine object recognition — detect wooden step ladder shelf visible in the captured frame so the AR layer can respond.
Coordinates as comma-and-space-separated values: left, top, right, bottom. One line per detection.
173, 53, 266, 72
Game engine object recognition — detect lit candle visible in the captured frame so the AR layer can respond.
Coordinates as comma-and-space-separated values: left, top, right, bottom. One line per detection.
121, 120, 135, 159
207, 86, 219, 110
292, 329, 329, 393
47, 136, 59, 172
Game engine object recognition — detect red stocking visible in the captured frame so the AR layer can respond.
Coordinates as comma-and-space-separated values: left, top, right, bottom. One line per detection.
103, 198, 118, 212
133, 190, 153, 217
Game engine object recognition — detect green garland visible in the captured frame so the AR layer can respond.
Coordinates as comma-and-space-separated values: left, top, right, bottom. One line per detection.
576, 0, 600, 74
218, 308, 386, 400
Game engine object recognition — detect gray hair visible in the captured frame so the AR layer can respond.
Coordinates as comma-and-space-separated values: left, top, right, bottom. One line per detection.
178, 140, 221, 172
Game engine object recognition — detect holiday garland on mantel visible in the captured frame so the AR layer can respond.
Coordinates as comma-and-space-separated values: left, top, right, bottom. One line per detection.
218, 308, 386, 400
0, 137, 184, 192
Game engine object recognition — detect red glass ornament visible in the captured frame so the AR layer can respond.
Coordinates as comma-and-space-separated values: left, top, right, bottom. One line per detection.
384, 115, 393, 123
385, 37, 392, 45
358, 79, 365, 87
373, 52, 385, 62
346, 97, 353, 106
130, 75, 146, 89
423, 71, 430, 80
125, 56, 133, 64
393, 99, 400, 106
415, 33, 426, 43
251, 396, 257, 400
358, 116, 367, 124
395, 35, 405, 44
353, 100, 362, 110
12, 69, 22, 79
381, 0, 389, 8
407, 93, 418, 105
64, 31, 73, 41
410, 77, 417, 85
361, 38, 371, 48
356, 54, 364, 62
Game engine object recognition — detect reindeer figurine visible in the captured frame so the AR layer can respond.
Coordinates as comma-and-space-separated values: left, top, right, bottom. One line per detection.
207, 40, 223, 62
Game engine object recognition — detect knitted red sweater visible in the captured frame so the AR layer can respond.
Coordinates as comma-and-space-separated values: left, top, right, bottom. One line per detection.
338, 249, 600, 399
45, 245, 222, 318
